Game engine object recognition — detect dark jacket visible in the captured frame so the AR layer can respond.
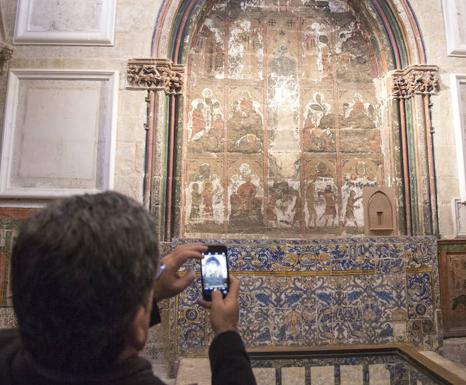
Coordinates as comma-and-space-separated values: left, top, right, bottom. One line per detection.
0, 329, 256, 385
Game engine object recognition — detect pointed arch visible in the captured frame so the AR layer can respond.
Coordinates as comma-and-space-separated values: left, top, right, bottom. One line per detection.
143, 0, 438, 239
152, 0, 426, 66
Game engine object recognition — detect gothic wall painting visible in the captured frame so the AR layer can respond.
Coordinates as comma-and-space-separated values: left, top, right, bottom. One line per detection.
181, 0, 392, 238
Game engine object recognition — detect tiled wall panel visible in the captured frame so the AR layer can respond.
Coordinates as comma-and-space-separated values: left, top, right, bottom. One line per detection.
169, 237, 440, 356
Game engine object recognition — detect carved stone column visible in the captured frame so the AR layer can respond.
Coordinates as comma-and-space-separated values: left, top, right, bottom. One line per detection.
0, 42, 13, 74
126, 59, 185, 235
389, 65, 440, 235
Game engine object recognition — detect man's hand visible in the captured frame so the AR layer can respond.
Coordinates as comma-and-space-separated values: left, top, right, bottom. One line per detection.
199, 275, 240, 336
153, 243, 207, 301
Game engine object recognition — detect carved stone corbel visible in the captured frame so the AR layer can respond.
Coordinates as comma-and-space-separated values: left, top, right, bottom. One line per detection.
0, 42, 13, 74
390, 65, 440, 99
127, 58, 185, 95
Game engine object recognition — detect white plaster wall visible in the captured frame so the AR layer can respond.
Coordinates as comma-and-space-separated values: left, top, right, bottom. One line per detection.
409, 0, 466, 237
0, 0, 164, 202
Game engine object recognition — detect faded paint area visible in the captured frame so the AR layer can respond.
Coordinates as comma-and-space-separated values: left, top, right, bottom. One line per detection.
182, 0, 390, 238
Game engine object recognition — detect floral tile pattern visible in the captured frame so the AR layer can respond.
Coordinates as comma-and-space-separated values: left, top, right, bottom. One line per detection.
167, 237, 440, 356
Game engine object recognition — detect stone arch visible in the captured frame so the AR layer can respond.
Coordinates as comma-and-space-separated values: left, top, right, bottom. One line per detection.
151, 0, 426, 65
127, 0, 439, 239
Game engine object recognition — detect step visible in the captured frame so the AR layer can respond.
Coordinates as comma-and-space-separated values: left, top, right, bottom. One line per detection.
440, 337, 466, 367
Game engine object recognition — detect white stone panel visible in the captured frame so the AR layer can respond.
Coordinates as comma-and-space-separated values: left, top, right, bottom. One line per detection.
341, 365, 363, 385
369, 364, 390, 385
0, 70, 118, 197
14, 0, 116, 45
311, 366, 334, 385
252, 368, 276, 385
442, 0, 466, 56
282, 367, 305, 385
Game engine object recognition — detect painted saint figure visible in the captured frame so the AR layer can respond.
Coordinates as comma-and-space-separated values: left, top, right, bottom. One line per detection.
230, 175, 262, 225
318, 185, 337, 227
228, 92, 263, 153
343, 190, 362, 227
191, 103, 206, 140
202, 180, 214, 220
190, 183, 201, 221
306, 182, 317, 228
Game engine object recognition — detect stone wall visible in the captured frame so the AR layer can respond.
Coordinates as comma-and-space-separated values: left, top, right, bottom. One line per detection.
0, 0, 464, 236
0, 0, 163, 202
408, 0, 466, 238
0, 0, 463, 368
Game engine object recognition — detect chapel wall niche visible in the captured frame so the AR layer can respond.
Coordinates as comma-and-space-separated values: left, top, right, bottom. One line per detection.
180, 0, 396, 239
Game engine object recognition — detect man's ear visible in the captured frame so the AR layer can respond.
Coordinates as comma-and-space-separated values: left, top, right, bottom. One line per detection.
128, 302, 152, 351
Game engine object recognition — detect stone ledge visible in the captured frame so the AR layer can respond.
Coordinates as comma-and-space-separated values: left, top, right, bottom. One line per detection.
421, 350, 466, 381
440, 337, 466, 367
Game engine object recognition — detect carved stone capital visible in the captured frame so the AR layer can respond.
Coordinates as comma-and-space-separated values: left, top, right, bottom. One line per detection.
127, 58, 185, 95
390, 65, 440, 99
0, 42, 13, 73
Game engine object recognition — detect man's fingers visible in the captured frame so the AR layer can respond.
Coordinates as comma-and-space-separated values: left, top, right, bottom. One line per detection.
227, 275, 240, 299
174, 243, 206, 251
211, 289, 223, 304
171, 243, 207, 257
165, 245, 206, 270
173, 270, 196, 292
198, 298, 212, 309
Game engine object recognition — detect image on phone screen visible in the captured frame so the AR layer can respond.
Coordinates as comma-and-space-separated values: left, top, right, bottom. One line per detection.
201, 247, 229, 300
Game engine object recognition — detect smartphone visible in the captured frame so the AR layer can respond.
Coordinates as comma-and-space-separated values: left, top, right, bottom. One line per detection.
200, 245, 229, 301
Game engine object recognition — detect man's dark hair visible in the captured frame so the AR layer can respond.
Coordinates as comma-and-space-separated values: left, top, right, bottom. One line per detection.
11, 191, 159, 374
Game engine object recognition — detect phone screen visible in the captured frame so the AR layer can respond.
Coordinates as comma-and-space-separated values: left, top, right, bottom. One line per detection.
201, 246, 229, 300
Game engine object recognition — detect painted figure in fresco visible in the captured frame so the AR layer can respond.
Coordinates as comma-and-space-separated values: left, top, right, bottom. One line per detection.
346, 94, 376, 129
306, 181, 317, 228
301, 22, 331, 81
265, 195, 278, 225
302, 93, 336, 152
188, 89, 225, 153
303, 93, 329, 129
313, 23, 331, 79
230, 175, 262, 225
191, 23, 224, 77
236, 176, 257, 211
318, 184, 337, 227
343, 190, 362, 227
189, 183, 201, 221
191, 103, 206, 140
228, 19, 263, 79
202, 180, 214, 220
268, 181, 300, 228
187, 163, 225, 227
200, 108, 225, 153
292, 191, 304, 229
335, 22, 374, 83
228, 92, 263, 153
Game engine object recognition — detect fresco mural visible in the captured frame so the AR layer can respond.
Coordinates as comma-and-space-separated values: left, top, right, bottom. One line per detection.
182, 0, 385, 237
